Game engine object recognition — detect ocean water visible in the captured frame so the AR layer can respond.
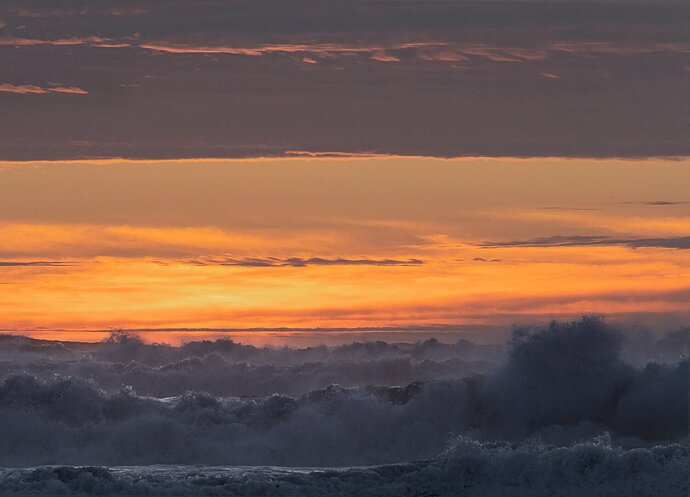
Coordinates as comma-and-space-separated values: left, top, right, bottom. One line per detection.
0, 318, 686, 496
0, 439, 686, 496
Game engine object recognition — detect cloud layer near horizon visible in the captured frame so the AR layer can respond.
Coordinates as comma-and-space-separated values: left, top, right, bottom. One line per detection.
0, 0, 688, 159
479, 235, 690, 250
0, 158, 688, 332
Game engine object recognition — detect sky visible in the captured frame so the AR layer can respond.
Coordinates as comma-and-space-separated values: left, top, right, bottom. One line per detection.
1, 0, 689, 159
0, 157, 688, 341
0, 1, 688, 343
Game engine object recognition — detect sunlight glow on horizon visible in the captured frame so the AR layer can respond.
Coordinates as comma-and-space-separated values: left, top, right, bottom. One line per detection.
0, 157, 688, 341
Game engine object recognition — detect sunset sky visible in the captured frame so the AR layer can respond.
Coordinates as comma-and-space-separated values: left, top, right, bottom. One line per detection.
1, 1, 688, 343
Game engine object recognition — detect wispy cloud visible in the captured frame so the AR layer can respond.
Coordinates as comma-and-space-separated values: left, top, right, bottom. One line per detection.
620, 200, 689, 207
49, 86, 89, 95
541, 206, 597, 211
539, 72, 561, 80
0, 83, 46, 94
0, 261, 73, 267
478, 235, 690, 250
61, 40, 690, 63
0, 36, 117, 47
3, 23, 690, 66
178, 256, 424, 268
9, 4, 150, 17
0, 83, 88, 95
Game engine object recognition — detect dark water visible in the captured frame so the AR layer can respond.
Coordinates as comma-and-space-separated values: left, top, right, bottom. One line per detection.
0, 318, 686, 495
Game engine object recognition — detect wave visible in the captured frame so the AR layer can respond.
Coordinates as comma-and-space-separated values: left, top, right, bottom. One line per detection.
0, 438, 686, 496
0, 353, 495, 398
0, 320, 686, 467
0, 333, 505, 366
0, 334, 502, 397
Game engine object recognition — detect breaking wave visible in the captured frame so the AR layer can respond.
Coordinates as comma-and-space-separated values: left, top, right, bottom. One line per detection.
0, 318, 685, 468
0, 317, 686, 495
0, 438, 686, 496
0, 334, 502, 397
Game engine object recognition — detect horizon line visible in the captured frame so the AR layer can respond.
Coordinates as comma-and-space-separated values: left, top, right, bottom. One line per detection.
1, 154, 689, 166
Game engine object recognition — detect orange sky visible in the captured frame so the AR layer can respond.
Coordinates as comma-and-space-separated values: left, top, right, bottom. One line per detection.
0, 157, 688, 342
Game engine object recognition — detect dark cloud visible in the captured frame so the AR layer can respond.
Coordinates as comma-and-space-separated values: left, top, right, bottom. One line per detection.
0, 261, 72, 267
620, 200, 690, 206
541, 206, 598, 211
1, 1, 687, 47
0, 1, 688, 159
478, 235, 690, 250
179, 256, 424, 267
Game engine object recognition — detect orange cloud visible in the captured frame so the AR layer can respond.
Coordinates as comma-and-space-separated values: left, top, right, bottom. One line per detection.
49, 86, 89, 94
133, 41, 690, 61
370, 52, 400, 63
0, 83, 46, 94
0, 83, 88, 95
0, 35, 113, 46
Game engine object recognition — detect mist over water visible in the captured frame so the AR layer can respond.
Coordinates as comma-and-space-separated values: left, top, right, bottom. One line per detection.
0, 317, 686, 495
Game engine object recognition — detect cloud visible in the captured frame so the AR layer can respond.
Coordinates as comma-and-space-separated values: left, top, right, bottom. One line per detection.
9, 37, 687, 62
3, 0, 689, 59
8, 3, 151, 18
0, 83, 88, 95
0, 261, 72, 267
370, 52, 400, 63
0, 36, 117, 47
620, 200, 689, 206
49, 86, 89, 95
541, 206, 597, 211
478, 235, 690, 250
0, 1, 688, 159
0, 83, 46, 94
539, 72, 561, 79
181, 256, 424, 267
